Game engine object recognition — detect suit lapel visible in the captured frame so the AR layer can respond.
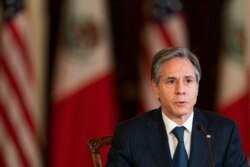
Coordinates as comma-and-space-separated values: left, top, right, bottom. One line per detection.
144, 109, 173, 167
189, 108, 211, 166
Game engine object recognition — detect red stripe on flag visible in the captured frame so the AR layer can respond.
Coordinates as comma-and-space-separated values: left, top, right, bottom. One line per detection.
158, 22, 175, 47
0, 149, 7, 167
50, 73, 117, 167
7, 21, 33, 82
0, 103, 31, 167
0, 56, 37, 139
219, 93, 250, 157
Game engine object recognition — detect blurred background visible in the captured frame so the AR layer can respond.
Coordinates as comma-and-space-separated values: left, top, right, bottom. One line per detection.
0, 0, 249, 166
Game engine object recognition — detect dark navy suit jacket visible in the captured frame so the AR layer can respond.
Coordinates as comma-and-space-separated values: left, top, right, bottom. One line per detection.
107, 108, 248, 167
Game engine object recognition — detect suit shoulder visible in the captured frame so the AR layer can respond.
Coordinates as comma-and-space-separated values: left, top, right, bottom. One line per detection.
117, 108, 158, 128
197, 108, 236, 127
113, 108, 161, 137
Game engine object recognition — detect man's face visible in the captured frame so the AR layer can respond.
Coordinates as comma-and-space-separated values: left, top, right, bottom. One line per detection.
152, 57, 199, 122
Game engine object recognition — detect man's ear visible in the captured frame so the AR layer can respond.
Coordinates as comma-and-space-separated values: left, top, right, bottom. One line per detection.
151, 81, 159, 99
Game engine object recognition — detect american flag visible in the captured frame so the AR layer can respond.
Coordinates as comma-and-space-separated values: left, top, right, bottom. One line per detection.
0, 0, 42, 166
139, 0, 189, 111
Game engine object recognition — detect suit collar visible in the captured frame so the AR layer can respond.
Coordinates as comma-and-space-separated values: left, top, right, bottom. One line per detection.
145, 108, 173, 167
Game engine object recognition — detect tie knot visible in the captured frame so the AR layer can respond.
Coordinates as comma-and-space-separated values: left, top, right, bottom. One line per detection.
172, 126, 185, 142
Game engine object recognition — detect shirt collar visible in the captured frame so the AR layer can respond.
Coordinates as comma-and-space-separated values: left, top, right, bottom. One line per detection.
162, 111, 193, 134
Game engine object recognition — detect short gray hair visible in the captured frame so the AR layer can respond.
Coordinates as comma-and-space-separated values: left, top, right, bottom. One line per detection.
151, 47, 201, 84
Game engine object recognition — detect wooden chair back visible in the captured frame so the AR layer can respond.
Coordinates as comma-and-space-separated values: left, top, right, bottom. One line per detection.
87, 136, 113, 167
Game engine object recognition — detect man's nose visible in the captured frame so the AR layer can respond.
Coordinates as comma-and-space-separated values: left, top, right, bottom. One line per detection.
176, 81, 185, 94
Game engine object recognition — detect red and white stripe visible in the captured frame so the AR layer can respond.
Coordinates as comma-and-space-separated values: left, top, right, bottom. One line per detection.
140, 14, 189, 112
0, 10, 41, 167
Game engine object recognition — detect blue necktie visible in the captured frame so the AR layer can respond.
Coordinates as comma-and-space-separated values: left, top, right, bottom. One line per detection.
172, 126, 188, 167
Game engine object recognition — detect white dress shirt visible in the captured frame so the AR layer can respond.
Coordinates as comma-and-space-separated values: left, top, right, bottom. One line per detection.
162, 111, 193, 158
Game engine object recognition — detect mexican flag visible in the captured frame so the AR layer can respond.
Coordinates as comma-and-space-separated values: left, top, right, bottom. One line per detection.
216, 0, 250, 161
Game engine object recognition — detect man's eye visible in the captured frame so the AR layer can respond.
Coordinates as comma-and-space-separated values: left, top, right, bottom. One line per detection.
186, 79, 194, 83
167, 80, 175, 84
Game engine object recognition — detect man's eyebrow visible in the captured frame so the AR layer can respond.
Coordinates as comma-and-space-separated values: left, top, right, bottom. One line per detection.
166, 75, 194, 78
166, 76, 176, 80
184, 75, 195, 78
163, 75, 195, 81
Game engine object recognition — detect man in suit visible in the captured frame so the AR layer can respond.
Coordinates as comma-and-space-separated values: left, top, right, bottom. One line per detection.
107, 47, 248, 167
